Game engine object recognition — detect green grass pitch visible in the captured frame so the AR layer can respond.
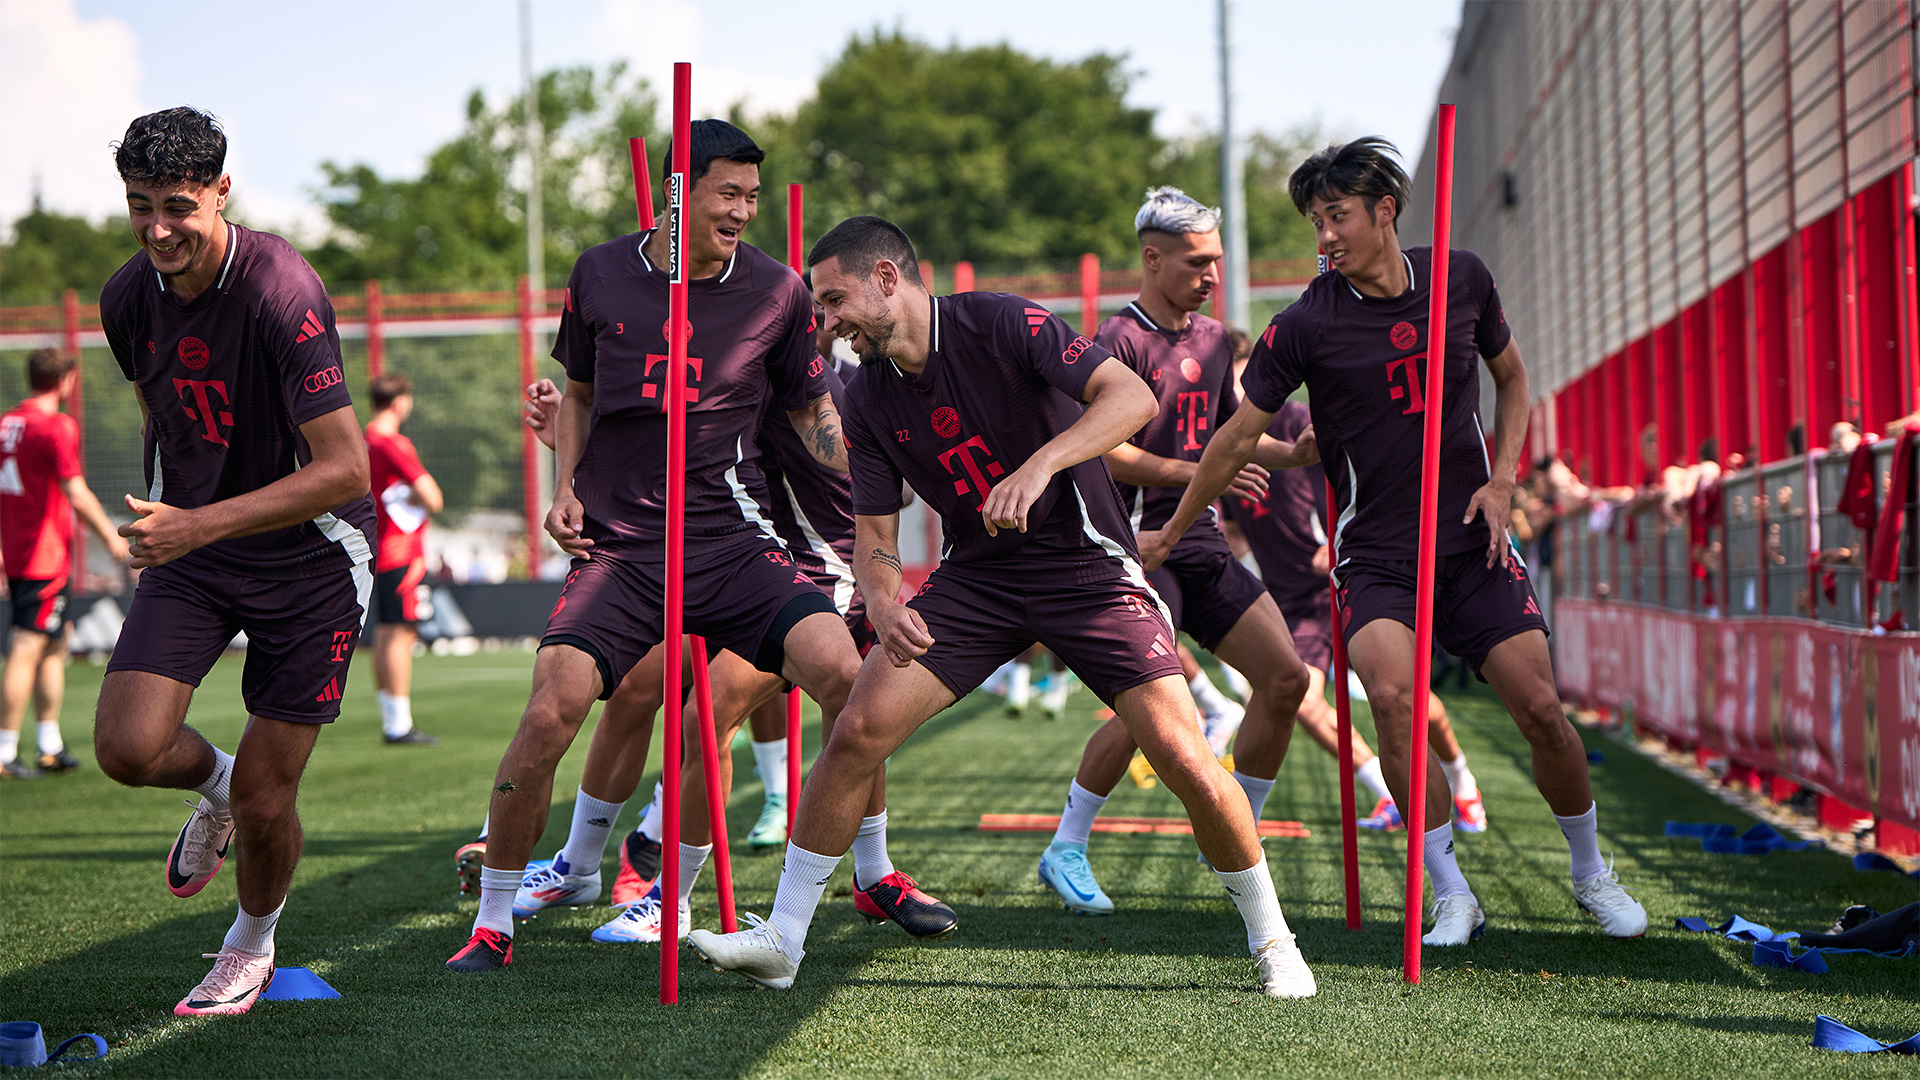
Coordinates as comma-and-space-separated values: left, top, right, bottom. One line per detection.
2, 651, 1917, 1078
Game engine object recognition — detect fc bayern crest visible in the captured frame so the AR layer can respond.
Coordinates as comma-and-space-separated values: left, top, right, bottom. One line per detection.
1179, 356, 1203, 382
178, 337, 211, 370
931, 407, 962, 438
1390, 321, 1418, 351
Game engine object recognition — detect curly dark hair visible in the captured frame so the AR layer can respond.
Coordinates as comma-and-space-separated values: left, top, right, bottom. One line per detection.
114, 107, 227, 187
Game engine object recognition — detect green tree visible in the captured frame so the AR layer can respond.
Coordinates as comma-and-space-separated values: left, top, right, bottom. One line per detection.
0, 204, 140, 305
307, 62, 661, 290
749, 31, 1164, 268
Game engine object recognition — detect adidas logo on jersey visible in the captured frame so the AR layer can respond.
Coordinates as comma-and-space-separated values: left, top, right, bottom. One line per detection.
1024, 307, 1049, 337
314, 678, 342, 703
294, 309, 326, 344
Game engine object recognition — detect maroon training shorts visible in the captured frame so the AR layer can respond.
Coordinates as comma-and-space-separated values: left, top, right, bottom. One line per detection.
1145, 539, 1269, 652
542, 531, 838, 698
106, 558, 371, 723
906, 555, 1185, 707
1279, 598, 1334, 673
1332, 546, 1549, 676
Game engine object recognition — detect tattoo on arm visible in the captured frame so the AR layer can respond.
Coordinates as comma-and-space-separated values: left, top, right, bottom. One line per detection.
811, 420, 842, 462
870, 548, 903, 574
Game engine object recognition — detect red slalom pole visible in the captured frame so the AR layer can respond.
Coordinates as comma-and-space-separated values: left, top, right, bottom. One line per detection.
785, 690, 802, 837
1403, 102, 1456, 986
783, 180, 806, 840
629, 138, 655, 230
659, 61, 692, 1006
690, 640, 737, 932
1327, 477, 1360, 931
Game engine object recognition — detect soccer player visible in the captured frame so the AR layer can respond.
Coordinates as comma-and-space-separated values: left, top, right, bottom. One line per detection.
1221, 398, 1487, 832
0, 347, 130, 778
364, 372, 441, 745
445, 121, 946, 973
1032, 188, 1313, 917
94, 107, 377, 1015
688, 215, 1317, 998
1139, 137, 1647, 946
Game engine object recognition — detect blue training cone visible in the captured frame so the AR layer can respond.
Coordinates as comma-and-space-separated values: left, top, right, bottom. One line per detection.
256, 967, 341, 1001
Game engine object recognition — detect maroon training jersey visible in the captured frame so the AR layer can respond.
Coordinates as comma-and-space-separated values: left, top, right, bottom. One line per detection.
0, 400, 81, 580
843, 292, 1136, 567
756, 364, 853, 590
1097, 302, 1238, 543
554, 232, 825, 553
100, 223, 376, 579
1240, 247, 1511, 563
1222, 401, 1327, 613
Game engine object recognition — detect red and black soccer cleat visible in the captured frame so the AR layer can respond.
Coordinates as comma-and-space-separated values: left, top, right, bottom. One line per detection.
853, 871, 958, 939
445, 927, 513, 972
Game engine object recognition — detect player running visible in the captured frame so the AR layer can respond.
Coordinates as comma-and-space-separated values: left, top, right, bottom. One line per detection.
1034, 188, 1315, 916
94, 108, 378, 1016
364, 372, 441, 745
689, 215, 1317, 997
445, 121, 947, 973
1139, 137, 1647, 947
0, 348, 130, 779
1221, 398, 1487, 833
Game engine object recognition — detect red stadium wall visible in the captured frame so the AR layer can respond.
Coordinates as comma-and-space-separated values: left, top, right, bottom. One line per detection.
1556, 598, 1920, 841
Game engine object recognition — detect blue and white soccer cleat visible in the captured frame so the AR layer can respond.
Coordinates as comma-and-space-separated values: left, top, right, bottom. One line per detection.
590, 883, 691, 943
512, 854, 600, 917
1358, 796, 1405, 832
1421, 894, 1486, 946
1037, 840, 1114, 915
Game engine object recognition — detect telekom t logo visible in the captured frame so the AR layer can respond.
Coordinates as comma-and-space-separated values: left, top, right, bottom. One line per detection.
1176, 391, 1210, 450
642, 354, 705, 403
173, 378, 233, 446
1385, 356, 1426, 415
329, 630, 355, 662
937, 436, 1005, 509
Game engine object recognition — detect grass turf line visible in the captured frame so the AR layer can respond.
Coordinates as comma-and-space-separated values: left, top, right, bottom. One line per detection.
1, 651, 1916, 1078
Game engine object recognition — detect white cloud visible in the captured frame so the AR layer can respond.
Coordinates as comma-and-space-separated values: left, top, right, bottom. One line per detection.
0, 0, 144, 231
580, 0, 815, 120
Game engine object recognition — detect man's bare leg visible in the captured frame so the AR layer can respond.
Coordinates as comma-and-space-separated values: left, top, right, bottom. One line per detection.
2, 629, 51, 772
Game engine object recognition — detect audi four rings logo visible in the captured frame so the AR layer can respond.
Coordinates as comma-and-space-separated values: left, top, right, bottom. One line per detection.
305, 365, 344, 393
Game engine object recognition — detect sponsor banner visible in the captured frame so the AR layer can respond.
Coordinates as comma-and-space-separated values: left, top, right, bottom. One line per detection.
1557, 599, 1920, 832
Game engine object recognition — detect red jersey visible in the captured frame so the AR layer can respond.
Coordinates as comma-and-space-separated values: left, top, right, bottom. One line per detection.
0, 400, 82, 580
366, 425, 429, 572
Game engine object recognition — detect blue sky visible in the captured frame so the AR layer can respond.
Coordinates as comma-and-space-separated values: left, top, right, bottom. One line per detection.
4, 0, 1457, 238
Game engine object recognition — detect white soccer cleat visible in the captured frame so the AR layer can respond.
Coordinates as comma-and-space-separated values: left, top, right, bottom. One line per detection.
1421, 894, 1486, 946
1201, 699, 1246, 758
1038, 671, 1076, 719
590, 884, 691, 943
688, 913, 800, 990
1573, 859, 1648, 938
168, 797, 236, 898
174, 945, 275, 1016
1254, 933, 1317, 998
512, 855, 601, 917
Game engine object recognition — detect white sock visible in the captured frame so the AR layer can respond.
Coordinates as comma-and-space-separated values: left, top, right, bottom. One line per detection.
851, 812, 894, 889
1555, 803, 1606, 882
223, 898, 284, 956
1216, 855, 1292, 952
475, 866, 521, 935
558, 790, 624, 875
637, 783, 664, 843
1007, 662, 1032, 707
1189, 668, 1232, 715
1052, 780, 1106, 846
1423, 822, 1472, 901
378, 691, 413, 738
752, 739, 788, 800
1355, 757, 1392, 801
1440, 753, 1478, 798
195, 747, 236, 807
770, 843, 842, 960
0, 729, 17, 765
676, 843, 712, 903
1216, 661, 1253, 704
35, 720, 63, 756
1232, 770, 1276, 820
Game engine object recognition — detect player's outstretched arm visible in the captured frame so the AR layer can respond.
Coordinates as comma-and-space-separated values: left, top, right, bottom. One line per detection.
1105, 442, 1270, 501
1135, 403, 1274, 572
787, 392, 848, 474
981, 358, 1155, 537
545, 378, 594, 556
854, 512, 933, 668
121, 404, 369, 569
1465, 339, 1530, 567
522, 378, 562, 451
63, 476, 130, 564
